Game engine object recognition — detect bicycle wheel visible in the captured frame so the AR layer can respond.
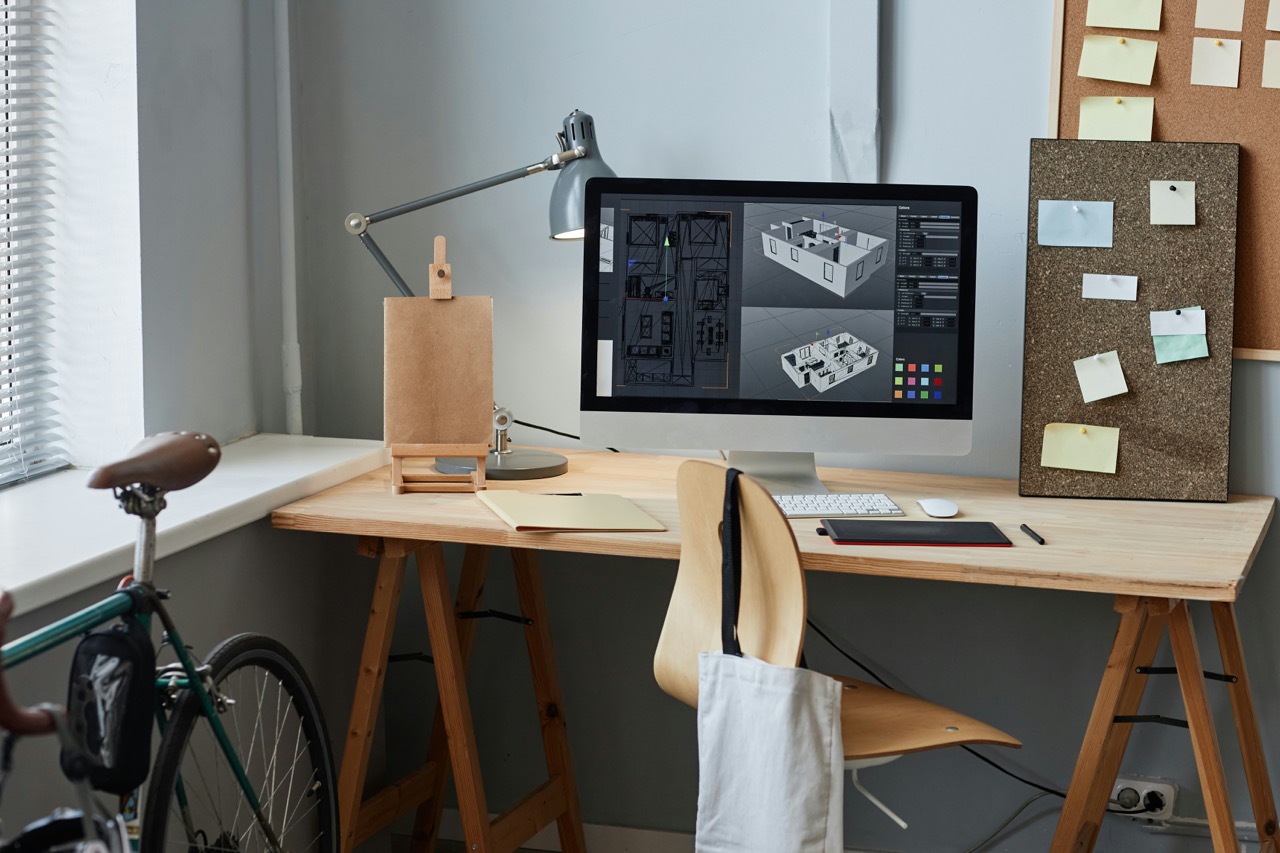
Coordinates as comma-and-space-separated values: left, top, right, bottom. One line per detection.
141, 633, 338, 853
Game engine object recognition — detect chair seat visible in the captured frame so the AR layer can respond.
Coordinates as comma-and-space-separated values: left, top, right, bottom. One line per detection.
835, 675, 1022, 760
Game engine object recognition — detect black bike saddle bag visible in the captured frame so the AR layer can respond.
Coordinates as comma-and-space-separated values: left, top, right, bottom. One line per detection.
61, 619, 154, 795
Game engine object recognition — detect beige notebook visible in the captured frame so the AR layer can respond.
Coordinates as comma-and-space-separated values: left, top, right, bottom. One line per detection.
477, 491, 666, 532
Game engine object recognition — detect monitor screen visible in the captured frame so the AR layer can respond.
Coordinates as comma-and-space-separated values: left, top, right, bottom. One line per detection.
579, 177, 977, 475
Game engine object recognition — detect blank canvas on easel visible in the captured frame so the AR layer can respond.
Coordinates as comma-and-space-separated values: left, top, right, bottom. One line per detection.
384, 295, 493, 446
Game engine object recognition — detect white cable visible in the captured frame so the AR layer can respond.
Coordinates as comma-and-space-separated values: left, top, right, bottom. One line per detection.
275, 0, 304, 434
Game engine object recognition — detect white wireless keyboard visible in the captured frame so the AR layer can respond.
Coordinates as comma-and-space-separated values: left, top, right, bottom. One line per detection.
772, 492, 905, 518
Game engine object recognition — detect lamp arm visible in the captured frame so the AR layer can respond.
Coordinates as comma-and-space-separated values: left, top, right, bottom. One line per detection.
344, 146, 588, 296
345, 143, 586, 295
356, 231, 414, 297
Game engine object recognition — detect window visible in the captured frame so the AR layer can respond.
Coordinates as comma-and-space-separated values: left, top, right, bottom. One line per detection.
0, 0, 64, 487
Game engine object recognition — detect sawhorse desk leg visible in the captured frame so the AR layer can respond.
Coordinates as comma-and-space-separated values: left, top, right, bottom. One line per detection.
1051, 596, 1278, 853
337, 538, 586, 853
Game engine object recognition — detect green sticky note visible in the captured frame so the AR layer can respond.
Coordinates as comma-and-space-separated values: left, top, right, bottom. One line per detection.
1078, 34, 1158, 86
1154, 334, 1209, 364
1086, 0, 1163, 30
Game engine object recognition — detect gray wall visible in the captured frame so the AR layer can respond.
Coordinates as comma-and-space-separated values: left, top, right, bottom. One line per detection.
137, 0, 287, 441
292, 3, 1280, 851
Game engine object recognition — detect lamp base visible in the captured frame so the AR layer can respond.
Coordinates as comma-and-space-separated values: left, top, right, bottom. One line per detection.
435, 447, 569, 481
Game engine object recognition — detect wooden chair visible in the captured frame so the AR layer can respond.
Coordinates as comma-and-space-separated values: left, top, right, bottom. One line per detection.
654, 459, 1022, 828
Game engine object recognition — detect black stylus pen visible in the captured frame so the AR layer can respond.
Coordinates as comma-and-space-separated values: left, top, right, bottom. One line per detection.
1019, 523, 1045, 545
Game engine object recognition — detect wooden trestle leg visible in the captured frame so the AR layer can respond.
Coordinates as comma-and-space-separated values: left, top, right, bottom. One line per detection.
1053, 596, 1277, 853
1051, 596, 1168, 853
416, 544, 587, 853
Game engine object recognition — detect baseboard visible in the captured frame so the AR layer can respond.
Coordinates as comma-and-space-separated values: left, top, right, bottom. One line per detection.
435, 809, 693, 852
433, 809, 877, 852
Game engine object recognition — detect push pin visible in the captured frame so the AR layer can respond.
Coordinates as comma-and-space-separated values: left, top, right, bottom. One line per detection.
1094, 353, 1102, 360
1073, 204, 1081, 213
1118, 37, 1126, 44
1114, 97, 1123, 104
1170, 184, 1177, 191
1080, 427, 1088, 435
1215, 39, 1223, 46
1175, 308, 1182, 315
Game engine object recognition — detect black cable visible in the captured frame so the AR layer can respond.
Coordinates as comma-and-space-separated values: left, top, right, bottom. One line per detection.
512, 419, 579, 441
510, 419, 619, 452
804, 617, 1155, 815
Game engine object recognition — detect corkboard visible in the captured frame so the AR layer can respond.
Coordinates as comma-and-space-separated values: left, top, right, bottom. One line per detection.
1050, 0, 1280, 358
1019, 139, 1238, 501
384, 296, 493, 444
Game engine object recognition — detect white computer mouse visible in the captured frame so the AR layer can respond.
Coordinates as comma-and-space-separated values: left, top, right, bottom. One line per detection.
916, 498, 959, 518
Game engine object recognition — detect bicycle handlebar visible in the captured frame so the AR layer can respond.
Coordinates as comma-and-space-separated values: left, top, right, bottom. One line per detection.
0, 590, 59, 735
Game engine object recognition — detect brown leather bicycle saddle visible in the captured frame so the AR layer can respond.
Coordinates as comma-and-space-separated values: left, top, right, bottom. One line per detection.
87, 431, 222, 491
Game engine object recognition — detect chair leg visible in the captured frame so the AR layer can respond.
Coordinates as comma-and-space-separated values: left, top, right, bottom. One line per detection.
848, 768, 908, 829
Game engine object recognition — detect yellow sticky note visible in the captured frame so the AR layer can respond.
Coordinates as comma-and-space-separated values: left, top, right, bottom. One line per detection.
1079, 35, 1159, 85
1264, 41, 1280, 89
1079, 96, 1154, 141
1191, 37, 1241, 88
1150, 180, 1195, 225
1042, 423, 1120, 474
1086, 0, 1163, 30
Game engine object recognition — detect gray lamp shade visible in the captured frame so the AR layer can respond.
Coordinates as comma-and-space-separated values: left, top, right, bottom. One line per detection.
549, 110, 616, 240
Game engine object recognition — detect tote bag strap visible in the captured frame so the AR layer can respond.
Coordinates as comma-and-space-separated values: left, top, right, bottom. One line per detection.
721, 467, 744, 657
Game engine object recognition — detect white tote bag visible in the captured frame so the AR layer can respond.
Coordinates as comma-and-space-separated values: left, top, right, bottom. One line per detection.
695, 469, 844, 853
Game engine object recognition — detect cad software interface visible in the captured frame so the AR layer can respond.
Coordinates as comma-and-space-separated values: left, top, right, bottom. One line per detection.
587, 189, 967, 410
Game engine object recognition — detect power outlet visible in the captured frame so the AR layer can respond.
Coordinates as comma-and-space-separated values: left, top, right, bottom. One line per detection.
1113, 774, 1177, 821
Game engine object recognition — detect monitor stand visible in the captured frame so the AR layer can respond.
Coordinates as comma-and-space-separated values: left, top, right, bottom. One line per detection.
726, 450, 827, 496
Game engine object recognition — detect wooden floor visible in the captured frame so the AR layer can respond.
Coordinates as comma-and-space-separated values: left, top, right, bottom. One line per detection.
396, 836, 539, 853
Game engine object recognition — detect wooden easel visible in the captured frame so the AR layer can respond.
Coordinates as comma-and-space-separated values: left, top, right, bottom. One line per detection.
384, 236, 492, 494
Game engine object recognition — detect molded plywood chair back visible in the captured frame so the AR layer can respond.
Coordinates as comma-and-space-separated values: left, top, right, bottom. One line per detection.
655, 459, 1022, 828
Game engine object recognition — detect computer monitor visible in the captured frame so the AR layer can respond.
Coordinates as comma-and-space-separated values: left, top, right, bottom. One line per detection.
578, 177, 977, 494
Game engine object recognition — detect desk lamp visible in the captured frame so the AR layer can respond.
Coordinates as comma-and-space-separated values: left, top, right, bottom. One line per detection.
344, 109, 615, 479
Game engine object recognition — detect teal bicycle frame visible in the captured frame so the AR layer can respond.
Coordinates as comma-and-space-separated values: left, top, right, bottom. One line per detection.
0, 582, 283, 853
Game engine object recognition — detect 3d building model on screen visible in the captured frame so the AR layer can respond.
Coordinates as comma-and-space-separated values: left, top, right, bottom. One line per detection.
780, 331, 879, 393
621, 211, 730, 387
761, 217, 888, 298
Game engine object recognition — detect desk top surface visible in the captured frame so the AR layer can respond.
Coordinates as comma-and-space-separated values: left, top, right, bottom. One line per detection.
271, 449, 1275, 602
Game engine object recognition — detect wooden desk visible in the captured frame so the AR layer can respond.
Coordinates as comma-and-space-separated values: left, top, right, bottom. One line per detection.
272, 449, 1277, 853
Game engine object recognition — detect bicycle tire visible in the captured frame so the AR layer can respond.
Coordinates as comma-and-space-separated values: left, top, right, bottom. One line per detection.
140, 633, 338, 853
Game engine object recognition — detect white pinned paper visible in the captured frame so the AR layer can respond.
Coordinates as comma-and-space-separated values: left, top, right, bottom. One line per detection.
1151, 308, 1206, 336
1150, 181, 1196, 225
1083, 273, 1139, 301
1073, 351, 1129, 403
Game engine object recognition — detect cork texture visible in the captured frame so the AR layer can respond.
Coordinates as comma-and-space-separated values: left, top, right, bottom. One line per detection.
384, 295, 494, 445
1020, 139, 1238, 501
1055, 0, 1279, 353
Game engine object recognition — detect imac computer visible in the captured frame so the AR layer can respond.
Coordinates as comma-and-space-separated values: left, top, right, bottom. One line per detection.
578, 177, 977, 495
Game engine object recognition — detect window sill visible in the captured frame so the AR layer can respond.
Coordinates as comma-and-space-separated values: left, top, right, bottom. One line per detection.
1, 434, 388, 614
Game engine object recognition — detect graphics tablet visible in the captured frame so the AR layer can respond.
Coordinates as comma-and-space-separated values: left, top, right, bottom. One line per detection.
820, 518, 1012, 546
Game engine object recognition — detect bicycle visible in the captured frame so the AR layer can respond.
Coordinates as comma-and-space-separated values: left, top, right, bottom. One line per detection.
0, 431, 338, 853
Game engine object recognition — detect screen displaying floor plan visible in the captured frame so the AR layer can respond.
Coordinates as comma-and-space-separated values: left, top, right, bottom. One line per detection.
589, 192, 965, 407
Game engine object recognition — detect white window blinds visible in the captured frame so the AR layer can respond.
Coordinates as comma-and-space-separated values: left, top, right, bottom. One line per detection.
0, 0, 62, 487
